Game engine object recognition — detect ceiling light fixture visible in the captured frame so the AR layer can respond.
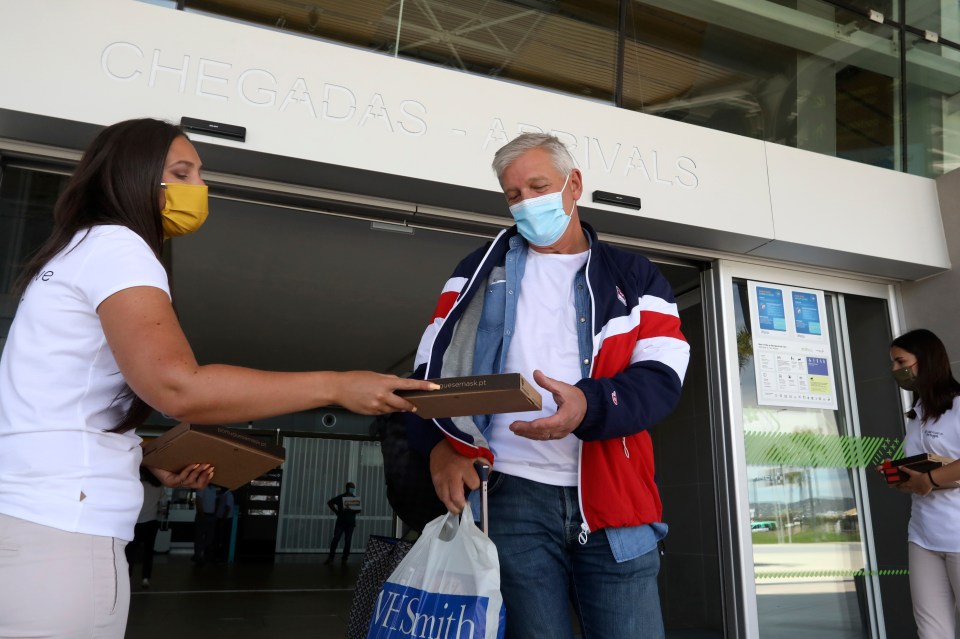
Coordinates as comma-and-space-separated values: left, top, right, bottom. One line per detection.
370, 220, 415, 235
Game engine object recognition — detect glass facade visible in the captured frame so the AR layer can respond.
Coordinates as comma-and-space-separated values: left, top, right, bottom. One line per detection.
734, 282, 862, 637
730, 277, 915, 638
150, 0, 960, 178
906, 0, 960, 40
623, 3, 900, 170
905, 38, 960, 177
0, 166, 63, 296
0, 165, 64, 350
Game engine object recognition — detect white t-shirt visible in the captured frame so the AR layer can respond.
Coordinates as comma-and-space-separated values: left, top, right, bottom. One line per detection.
0, 225, 170, 541
904, 396, 960, 552
488, 249, 589, 486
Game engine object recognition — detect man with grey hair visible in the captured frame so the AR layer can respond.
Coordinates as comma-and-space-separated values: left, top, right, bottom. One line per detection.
405, 132, 690, 638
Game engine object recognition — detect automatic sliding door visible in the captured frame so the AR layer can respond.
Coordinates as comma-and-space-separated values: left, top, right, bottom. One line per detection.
720, 266, 908, 639
733, 280, 869, 638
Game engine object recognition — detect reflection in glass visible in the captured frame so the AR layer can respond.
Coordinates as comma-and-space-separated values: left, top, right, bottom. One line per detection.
733, 281, 868, 638
158, 0, 960, 178
0, 166, 64, 347
905, 38, 960, 176
183, 0, 619, 101
184, 0, 403, 53
393, 0, 618, 101
832, 0, 895, 21
907, 1, 960, 43
0, 167, 63, 295
624, 1, 900, 170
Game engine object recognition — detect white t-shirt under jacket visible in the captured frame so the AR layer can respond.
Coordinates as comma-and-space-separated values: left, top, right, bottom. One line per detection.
489, 248, 589, 487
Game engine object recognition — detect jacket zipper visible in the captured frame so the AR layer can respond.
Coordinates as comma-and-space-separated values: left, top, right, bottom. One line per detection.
576, 248, 596, 546
577, 439, 590, 545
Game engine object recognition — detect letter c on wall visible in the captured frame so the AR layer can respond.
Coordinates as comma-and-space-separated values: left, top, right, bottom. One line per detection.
102, 42, 143, 82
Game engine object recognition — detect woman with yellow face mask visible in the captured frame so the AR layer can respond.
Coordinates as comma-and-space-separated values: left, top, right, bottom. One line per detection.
0, 118, 436, 639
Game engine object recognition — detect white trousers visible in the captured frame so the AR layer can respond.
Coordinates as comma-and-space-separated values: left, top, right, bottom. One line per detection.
0, 513, 130, 639
909, 541, 960, 639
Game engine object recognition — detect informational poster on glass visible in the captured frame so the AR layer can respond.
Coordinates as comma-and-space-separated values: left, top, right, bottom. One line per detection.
746, 281, 838, 410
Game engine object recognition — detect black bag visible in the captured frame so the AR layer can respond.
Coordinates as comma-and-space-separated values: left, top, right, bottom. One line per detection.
369, 412, 446, 533
345, 535, 415, 639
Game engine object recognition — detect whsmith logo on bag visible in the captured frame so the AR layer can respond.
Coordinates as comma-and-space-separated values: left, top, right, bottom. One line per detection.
368, 583, 488, 639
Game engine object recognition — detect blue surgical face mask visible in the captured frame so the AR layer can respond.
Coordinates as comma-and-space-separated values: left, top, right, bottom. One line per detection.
509, 174, 572, 247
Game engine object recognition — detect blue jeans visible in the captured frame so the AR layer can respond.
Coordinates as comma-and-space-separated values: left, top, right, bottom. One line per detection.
487, 473, 664, 639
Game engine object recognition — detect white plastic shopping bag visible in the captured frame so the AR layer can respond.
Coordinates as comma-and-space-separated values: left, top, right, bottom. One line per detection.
366, 503, 504, 639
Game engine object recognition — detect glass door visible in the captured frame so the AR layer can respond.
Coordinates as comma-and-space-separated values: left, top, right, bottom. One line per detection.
0, 163, 68, 348
717, 262, 910, 639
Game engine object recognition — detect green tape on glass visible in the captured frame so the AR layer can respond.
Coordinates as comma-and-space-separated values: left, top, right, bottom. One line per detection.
744, 432, 904, 469
756, 569, 909, 579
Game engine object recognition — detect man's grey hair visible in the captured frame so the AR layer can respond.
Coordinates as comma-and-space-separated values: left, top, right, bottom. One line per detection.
492, 133, 576, 182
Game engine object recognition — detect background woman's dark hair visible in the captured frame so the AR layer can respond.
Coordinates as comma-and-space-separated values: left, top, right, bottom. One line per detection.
891, 328, 960, 424
14, 118, 187, 434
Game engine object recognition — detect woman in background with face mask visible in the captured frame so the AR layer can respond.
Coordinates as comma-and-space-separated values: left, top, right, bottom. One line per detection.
888, 328, 960, 638
0, 118, 435, 639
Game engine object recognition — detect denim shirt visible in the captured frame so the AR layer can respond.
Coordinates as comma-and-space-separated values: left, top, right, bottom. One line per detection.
467, 233, 666, 562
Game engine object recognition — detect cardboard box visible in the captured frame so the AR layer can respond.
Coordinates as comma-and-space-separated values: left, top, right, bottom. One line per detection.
880, 453, 957, 489
142, 423, 285, 490
397, 373, 542, 419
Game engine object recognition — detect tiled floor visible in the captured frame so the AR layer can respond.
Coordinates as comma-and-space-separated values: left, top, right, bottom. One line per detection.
125, 552, 360, 639
126, 549, 881, 639
125, 552, 726, 639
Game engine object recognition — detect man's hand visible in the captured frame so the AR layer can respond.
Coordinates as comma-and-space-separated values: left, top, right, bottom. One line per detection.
430, 439, 489, 513
148, 463, 214, 490
509, 369, 586, 441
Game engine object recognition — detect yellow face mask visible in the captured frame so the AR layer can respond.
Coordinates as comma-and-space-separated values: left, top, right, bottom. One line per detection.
160, 182, 209, 239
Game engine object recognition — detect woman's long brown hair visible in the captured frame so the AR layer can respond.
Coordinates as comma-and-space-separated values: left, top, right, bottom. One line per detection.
891, 328, 960, 424
14, 119, 186, 433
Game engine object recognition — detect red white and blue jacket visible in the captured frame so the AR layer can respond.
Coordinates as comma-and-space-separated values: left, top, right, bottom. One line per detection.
406, 223, 689, 534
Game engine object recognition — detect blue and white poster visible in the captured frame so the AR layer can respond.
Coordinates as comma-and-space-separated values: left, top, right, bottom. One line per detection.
747, 281, 838, 410
792, 291, 822, 336
756, 286, 787, 332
